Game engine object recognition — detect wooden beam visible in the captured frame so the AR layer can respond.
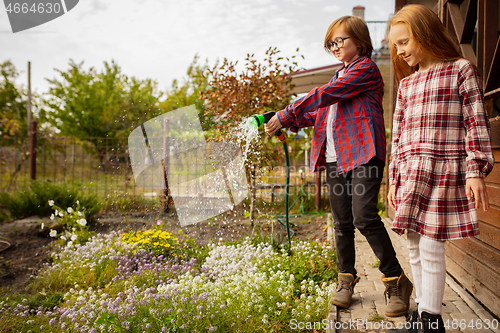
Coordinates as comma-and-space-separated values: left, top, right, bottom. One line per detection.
395, 0, 406, 12
477, 0, 485, 77
485, 35, 500, 94
443, 0, 466, 4
460, 44, 477, 63
482, 0, 499, 81
447, 3, 464, 42
446, 2, 476, 63
461, 0, 477, 44
477, 0, 499, 80
485, 87, 500, 101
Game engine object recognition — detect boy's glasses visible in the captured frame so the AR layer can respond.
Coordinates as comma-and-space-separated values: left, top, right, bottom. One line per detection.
327, 37, 350, 49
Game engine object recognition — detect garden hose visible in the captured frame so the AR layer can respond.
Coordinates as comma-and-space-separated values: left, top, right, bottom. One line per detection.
250, 111, 292, 253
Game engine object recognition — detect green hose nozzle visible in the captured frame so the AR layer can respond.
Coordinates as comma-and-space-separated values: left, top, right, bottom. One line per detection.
251, 111, 287, 143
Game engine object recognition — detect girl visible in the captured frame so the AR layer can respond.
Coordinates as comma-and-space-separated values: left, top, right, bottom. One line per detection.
265, 15, 413, 317
386, 4, 494, 333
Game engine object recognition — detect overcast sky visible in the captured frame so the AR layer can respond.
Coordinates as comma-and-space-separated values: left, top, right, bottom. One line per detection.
1, 0, 394, 95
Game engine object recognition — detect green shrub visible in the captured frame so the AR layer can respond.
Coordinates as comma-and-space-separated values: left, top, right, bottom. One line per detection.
0, 180, 101, 222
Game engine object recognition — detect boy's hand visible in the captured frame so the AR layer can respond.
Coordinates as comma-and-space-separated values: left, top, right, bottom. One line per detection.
387, 185, 396, 210
466, 177, 489, 211
264, 115, 282, 136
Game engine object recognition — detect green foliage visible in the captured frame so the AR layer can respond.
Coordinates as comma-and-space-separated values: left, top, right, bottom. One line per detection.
378, 193, 386, 217
0, 180, 101, 222
161, 55, 212, 130
44, 200, 96, 247
254, 237, 338, 295
0, 60, 27, 138
5, 230, 336, 333
368, 312, 385, 322
41, 59, 164, 140
2, 292, 64, 311
370, 258, 381, 268
99, 192, 162, 213
0, 61, 45, 139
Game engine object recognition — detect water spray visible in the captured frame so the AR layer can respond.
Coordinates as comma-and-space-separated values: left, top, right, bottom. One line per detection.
250, 111, 292, 254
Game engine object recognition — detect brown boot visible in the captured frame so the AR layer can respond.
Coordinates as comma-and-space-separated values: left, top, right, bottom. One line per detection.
332, 273, 360, 308
382, 270, 413, 317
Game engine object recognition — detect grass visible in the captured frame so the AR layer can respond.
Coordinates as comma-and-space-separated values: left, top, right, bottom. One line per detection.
368, 312, 385, 322
0, 180, 101, 223
370, 258, 381, 269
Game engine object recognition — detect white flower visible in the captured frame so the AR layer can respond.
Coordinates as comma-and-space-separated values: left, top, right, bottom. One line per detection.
50, 214, 55, 220
61, 235, 66, 241
78, 219, 87, 226
67, 207, 73, 214
67, 241, 73, 247
78, 212, 82, 217
41, 223, 45, 230
48, 200, 54, 206
76, 200, 79, 205
49, 230, 57, 237
59, 211, 64, 217
71, 234, 77, 241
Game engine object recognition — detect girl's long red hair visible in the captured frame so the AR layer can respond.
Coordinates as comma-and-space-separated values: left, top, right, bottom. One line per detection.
388, 4, 462, 82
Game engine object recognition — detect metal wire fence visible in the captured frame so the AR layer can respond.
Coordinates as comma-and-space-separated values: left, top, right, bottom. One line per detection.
0, 136, 329, 208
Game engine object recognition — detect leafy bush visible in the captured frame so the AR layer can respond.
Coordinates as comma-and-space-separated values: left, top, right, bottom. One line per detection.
0, 180, 101, 222
43, 200, 96, 248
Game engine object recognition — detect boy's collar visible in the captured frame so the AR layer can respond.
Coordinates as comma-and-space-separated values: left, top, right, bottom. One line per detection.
338, 55, 366, 73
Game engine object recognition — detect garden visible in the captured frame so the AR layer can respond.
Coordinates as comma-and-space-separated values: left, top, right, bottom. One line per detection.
0, 181, 338, 333
1, 48, 341, 332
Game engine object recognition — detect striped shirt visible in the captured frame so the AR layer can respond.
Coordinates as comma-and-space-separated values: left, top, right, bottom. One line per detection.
277, 56, 386, 174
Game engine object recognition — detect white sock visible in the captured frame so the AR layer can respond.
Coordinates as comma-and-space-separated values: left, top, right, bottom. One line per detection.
418, 235, 446, 315
407, 231, 422, 304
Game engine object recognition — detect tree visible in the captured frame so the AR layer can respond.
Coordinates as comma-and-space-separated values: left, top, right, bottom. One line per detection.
160, 55, 212, 130
0, 60, 27, 138
42, 60, 164, 140
200, 47, 303, 222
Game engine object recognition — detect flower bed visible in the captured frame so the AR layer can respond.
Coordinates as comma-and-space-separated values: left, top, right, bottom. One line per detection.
1, 210, 337, 332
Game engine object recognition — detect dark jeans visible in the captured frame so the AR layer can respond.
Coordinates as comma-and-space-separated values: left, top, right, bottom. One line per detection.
326, 157, 401, 278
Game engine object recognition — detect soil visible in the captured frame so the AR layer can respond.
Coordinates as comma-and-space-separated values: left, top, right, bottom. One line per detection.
0, 210, 331, 295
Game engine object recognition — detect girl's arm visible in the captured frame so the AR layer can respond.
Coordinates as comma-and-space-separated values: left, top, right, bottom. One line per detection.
459, 60, 495, 211
277, 58, 382, 129
388, 85, 405, 186
387, 85, 405, 210
459, 61, 494, 178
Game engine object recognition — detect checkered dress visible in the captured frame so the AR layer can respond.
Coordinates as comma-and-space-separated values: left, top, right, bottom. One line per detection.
389, 59, 494, 240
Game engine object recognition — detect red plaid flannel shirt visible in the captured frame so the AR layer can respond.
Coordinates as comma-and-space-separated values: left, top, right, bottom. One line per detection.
277, 56, 386, 174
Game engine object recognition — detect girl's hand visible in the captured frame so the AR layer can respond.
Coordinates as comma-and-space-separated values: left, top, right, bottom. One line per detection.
466, 177, 490, 211
387, 185, 396, 210
264, 115, 283, 136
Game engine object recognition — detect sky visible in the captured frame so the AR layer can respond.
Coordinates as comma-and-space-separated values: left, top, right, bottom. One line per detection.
1, 0, 394, 95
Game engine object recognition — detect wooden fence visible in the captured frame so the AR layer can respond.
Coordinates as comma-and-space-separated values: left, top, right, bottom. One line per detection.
444, 117, 500, 318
